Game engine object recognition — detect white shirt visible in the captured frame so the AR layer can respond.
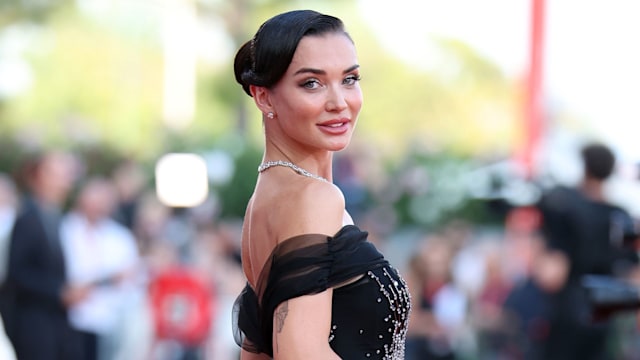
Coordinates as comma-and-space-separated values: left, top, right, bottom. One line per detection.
61, 212, 141, 335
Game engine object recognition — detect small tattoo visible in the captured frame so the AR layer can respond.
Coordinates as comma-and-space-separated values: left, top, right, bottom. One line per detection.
276, 301, 289, 333
275, 301, 289, 353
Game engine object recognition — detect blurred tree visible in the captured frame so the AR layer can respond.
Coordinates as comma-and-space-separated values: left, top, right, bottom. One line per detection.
0, 0, 72, 27
0, 0, 524, 229
356, 35, 519, 159
1, 0, 519, 161
196, 0, 297, 134
216, 142, 262, 219
2, 12, 165, 157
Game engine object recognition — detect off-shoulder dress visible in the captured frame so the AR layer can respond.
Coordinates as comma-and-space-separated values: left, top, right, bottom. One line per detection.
233, 225, 411, 359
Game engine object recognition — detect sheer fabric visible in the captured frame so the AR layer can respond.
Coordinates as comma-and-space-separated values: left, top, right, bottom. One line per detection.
233, 225, 411, 359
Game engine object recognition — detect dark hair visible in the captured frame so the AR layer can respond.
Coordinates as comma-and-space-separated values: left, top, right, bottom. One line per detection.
234, 10, 349, 97
581, 142, 616, 180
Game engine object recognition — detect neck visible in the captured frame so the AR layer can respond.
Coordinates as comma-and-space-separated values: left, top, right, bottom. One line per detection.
258, 160, 330, 183
581, 177, 605, 202
262, 140, 333, 181
32, 192, 63, 209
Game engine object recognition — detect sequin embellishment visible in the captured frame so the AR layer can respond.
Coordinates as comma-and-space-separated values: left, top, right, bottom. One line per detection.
328, 265, 411, 359
365, 266, 411, 359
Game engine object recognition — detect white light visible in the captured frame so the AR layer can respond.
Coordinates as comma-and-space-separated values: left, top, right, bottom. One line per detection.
0, 58, 33, 98
155, 153, 209, 207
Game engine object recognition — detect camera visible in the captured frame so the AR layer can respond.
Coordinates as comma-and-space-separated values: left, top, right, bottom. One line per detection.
582, 274, 640, 321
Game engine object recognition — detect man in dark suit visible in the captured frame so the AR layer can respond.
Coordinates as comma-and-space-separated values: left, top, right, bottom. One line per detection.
537, 142, 639, 360
3, 150, 90, 359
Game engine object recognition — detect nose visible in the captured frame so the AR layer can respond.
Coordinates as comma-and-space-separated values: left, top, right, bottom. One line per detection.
325, 85, 348, 112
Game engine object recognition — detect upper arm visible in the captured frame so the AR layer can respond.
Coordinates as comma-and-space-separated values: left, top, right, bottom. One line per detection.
272, 289, 340, 360
271, 181, 344, 359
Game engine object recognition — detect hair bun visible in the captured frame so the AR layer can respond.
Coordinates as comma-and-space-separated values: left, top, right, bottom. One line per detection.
234, 40, 255, 96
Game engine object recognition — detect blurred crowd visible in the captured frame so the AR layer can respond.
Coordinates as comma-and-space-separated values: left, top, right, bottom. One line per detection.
400, 142, 640, 360
0, 150, 245, 360
402, 209, 639, 360
0, 142, 640, 360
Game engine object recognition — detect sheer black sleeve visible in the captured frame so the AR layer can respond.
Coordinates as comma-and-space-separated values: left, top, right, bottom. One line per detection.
232, 225, 388, 357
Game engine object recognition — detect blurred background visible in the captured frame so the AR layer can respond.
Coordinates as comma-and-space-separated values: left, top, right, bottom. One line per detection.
1, 0, 640, 359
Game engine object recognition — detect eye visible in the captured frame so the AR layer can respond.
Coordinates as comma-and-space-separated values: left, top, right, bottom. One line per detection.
301, 78, 321, 90
343, 74, 361, 86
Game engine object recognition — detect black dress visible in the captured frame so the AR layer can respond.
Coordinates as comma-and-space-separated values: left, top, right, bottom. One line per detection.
233, 225, 411, 359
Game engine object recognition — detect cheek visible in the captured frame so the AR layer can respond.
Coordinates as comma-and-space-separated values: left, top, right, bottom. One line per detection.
275, 90, 312, 112
287, 97, 325, 117
348, 91, 364, 113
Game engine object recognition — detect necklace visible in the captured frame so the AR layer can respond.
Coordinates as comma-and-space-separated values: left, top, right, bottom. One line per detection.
258, 160, 329, 183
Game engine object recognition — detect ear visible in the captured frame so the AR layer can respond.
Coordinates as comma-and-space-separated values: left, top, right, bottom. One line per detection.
249, 85, 274, 116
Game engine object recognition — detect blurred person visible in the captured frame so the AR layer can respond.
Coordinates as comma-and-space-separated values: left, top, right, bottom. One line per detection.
0, 174, 17, 360
501, 233, 568, 360
148, 265, 213, 360
404, 235, 458, 360
466, 241, 513, 359
111, 159, 148, 231
125, 191, 180, 359
214, 225, 245, 360
0, 173, 18, 285
60, 177, 143, 360
4, 150, 88, 359
501, 207, 544, 284
232, 10, 411, 359
536, 142, 639, 360
191, 223, 244, 360
468, 207, 542, 358
131, 191, 216, 360
133, 190, 175, 262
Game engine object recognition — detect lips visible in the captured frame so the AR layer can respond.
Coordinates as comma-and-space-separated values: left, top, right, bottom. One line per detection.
318, 119, 350, 134
326, 122, 346, 128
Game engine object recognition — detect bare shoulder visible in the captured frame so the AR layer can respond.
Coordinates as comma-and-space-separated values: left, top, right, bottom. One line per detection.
277, 179, 345, 241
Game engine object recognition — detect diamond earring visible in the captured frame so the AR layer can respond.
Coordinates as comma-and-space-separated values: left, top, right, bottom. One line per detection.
267, 112, 274, 119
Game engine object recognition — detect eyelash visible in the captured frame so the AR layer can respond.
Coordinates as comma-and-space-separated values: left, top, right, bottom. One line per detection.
301, 74, 362, 89
344, 74, 362, 85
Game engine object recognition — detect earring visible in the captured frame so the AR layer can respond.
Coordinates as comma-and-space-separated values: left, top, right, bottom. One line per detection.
267, 112, 274, 119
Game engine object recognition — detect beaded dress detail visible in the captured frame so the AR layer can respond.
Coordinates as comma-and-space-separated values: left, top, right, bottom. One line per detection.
233, 225, 411, 359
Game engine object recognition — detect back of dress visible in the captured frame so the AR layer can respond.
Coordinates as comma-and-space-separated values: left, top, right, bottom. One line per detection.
234, 225, 411, 359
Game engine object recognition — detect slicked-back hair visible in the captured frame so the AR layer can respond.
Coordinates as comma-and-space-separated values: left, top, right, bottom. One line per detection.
234, 10, 350, 97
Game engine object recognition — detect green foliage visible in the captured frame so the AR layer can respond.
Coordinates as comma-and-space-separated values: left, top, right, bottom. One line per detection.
2, 8, 165, 157
0, 135, 31, 179
216, 142, 262, 219
357, 35, 519, 159
0, 0, 73, 27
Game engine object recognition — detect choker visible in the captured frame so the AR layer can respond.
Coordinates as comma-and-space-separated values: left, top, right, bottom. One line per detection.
258, 160, 329, 183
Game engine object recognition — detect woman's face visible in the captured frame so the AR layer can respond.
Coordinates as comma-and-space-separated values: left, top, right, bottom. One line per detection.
267, 32, 363, 152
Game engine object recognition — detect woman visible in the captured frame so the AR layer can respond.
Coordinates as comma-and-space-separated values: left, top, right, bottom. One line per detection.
232, 9, 411, 360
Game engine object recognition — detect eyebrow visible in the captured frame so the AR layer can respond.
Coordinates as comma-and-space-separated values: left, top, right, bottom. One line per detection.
293, 64, 360, 76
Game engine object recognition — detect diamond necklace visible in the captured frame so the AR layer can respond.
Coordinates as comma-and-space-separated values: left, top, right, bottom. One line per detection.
258, 160, 329, 183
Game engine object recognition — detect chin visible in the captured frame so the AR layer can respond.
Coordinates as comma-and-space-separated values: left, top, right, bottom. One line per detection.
327, 141, 351, 152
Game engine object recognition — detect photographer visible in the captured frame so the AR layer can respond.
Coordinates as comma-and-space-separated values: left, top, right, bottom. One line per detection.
536, 142, 639, 360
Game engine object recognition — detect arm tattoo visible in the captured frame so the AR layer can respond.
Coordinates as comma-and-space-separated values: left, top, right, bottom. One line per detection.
275, 301, 289, 353
276, 300, 289, 333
